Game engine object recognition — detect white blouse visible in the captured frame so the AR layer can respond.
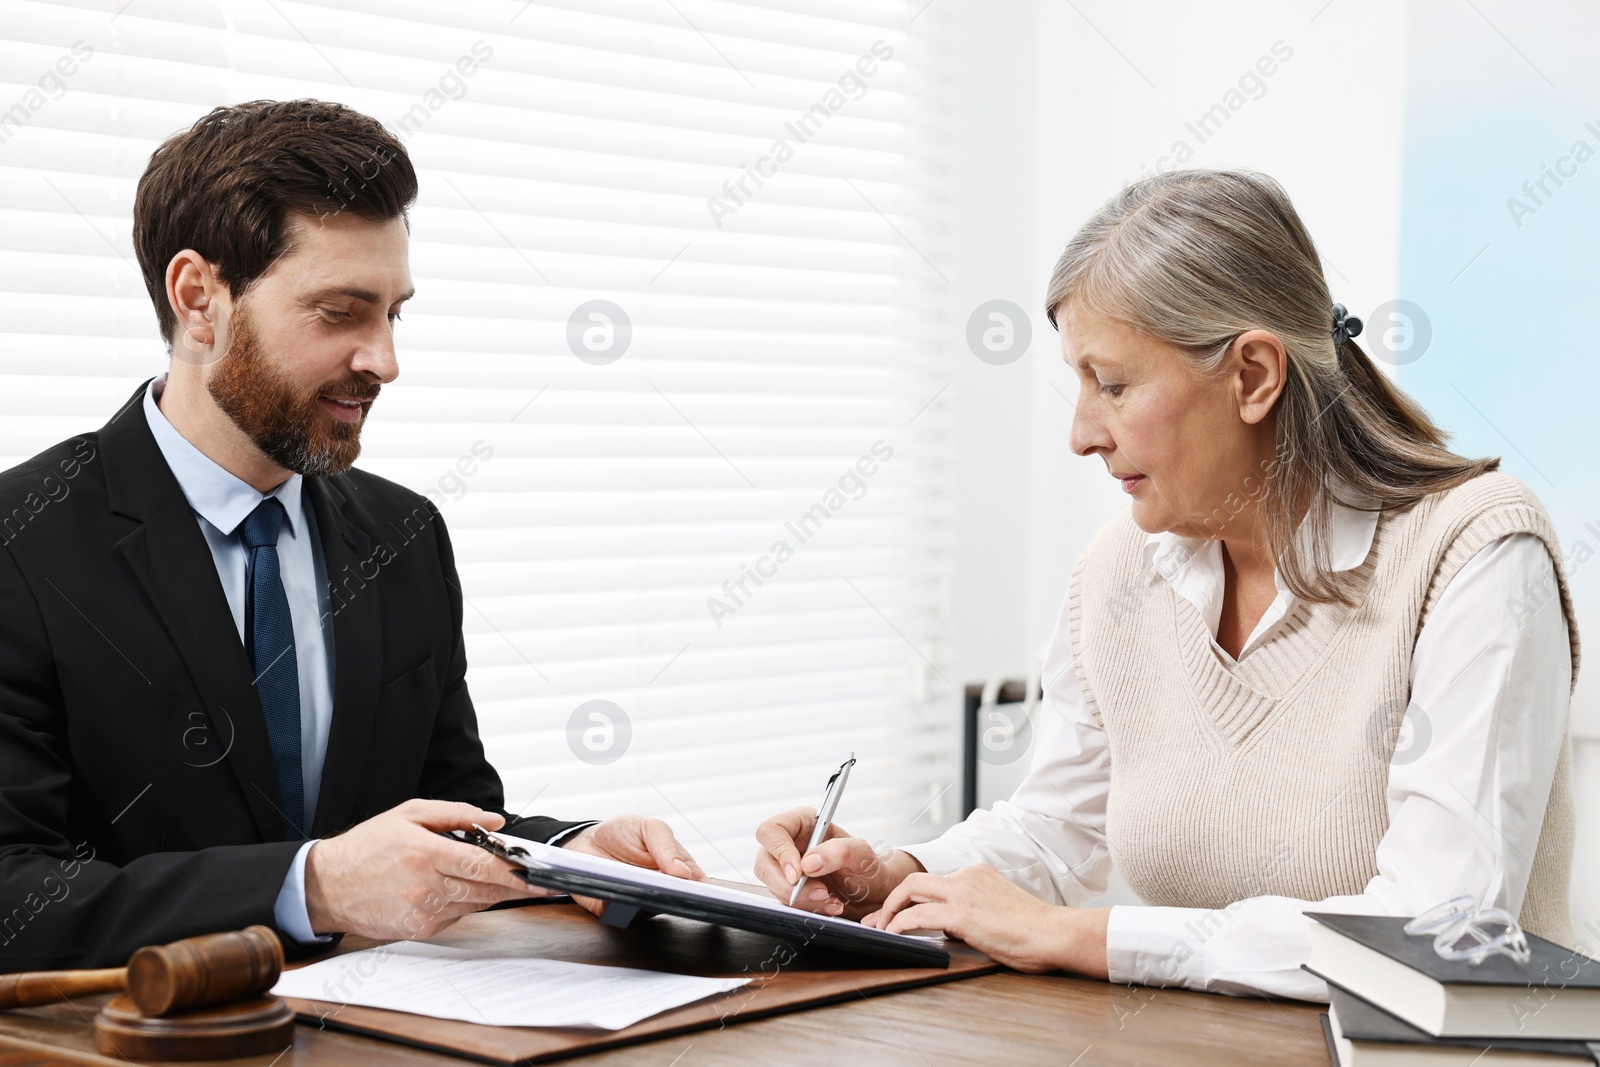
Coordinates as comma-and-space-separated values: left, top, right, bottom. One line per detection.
902, 500, 1572, 1001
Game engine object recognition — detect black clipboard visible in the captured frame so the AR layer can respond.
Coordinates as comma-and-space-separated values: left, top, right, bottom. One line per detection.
441, 827, 950, 969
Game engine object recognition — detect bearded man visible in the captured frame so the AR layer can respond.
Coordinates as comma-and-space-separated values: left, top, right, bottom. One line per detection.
0, 100, 701, 972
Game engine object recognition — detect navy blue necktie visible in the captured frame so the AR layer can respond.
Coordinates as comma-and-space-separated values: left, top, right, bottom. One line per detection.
241, 498, 305, 840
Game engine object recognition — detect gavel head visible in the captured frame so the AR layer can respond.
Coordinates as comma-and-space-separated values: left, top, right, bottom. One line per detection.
125, 924, 285, 1016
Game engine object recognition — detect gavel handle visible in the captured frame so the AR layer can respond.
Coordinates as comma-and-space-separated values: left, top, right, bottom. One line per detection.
0, 967, 127, 1009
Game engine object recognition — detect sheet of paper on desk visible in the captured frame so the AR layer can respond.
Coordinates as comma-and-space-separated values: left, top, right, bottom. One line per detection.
271, 941, 748, 1030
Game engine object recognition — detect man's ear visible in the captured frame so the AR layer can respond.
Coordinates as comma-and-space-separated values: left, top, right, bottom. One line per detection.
165, 250, 225, 362
1231, 329, 1288, 426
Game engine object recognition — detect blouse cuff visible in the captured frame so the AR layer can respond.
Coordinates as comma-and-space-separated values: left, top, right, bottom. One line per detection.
1105, 904, 1207, 988
899, 836, 987, 878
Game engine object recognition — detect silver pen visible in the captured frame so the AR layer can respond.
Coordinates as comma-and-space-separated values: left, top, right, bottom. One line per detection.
789, 752, 856, 907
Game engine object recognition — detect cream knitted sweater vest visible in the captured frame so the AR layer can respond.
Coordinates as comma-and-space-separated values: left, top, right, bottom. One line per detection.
1068, 472, 1580, 947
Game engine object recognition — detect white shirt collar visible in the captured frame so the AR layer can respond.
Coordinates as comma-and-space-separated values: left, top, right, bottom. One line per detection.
1137, 483, 1380, 661
142, 374, 303, 538
1140, 485, 1379, 580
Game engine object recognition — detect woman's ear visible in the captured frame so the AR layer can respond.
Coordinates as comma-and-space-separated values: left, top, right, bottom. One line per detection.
166, 250, 223, 362
1231, 329, 1288, 426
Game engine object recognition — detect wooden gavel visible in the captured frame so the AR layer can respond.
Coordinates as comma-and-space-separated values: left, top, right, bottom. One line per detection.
0, 924, 283, 1016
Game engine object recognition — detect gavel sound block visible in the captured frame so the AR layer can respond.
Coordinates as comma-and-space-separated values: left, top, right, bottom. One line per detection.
0, 925, 295, 1061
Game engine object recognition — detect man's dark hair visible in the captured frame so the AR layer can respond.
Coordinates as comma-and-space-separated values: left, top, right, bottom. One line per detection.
133, 98, 417, 346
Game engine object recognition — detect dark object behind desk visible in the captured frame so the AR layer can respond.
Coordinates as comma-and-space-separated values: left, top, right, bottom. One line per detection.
962, 679, 1041, 817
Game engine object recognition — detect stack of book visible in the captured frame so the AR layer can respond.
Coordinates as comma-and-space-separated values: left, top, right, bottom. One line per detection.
1304, 912, 1600, 1066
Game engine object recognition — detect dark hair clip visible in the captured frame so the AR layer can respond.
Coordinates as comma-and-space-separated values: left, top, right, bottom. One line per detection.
1332, 303, 1364, 348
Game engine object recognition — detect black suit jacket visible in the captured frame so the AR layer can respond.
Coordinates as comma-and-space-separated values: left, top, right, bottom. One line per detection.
0, 383, 585, 971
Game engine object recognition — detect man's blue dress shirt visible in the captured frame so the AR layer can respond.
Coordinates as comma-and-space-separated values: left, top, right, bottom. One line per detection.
143, 375, 333, 943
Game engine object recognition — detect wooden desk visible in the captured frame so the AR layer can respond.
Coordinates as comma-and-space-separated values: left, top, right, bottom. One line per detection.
0, 905, 1330, 1066
559, 972, 1333, 1066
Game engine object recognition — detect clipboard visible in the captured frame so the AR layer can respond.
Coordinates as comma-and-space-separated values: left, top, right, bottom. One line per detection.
442, 826, 951, 969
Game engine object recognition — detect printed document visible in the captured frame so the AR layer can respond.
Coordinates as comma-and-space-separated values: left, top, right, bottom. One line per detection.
272, 940, 749, 1030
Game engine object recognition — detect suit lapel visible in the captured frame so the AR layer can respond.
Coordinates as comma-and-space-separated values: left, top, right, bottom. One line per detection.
305, 476, 381, 838
103, 385, 286, 843
104, 383, 387, 842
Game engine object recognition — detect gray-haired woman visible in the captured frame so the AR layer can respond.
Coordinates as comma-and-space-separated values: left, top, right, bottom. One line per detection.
752, 169, 1577, 1000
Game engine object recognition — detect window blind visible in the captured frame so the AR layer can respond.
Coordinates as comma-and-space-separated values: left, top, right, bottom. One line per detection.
0, 0, 955, 879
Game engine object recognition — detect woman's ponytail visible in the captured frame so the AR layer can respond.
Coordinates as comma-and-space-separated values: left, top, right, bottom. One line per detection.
1335, 335, 1447, 448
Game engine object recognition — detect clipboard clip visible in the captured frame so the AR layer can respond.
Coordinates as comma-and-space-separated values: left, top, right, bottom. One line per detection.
461, 823, 530, 860
460, 823, 640, 927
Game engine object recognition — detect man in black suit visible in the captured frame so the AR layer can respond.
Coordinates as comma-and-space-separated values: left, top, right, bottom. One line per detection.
0, 99, 704, 972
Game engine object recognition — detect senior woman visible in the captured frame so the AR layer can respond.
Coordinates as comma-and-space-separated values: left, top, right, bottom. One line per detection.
751, 168, 1578, 1000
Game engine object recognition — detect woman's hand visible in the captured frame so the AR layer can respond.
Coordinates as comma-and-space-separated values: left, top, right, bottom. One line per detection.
752, 806, 924, 919
862, 863, 1111, 976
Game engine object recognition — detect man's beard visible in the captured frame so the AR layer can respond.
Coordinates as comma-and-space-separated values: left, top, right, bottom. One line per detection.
206, 305, 380, 478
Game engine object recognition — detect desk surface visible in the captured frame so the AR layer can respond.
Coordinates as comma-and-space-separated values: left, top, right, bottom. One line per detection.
0, 905, 1331, 1067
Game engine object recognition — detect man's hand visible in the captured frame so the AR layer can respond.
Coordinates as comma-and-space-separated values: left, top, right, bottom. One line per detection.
558, 815, 705, 918
304, 799, 553, 940
752, 806, 924, 920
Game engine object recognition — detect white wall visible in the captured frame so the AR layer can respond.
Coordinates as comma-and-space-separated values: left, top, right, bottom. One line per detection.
943, 0, 1041, 690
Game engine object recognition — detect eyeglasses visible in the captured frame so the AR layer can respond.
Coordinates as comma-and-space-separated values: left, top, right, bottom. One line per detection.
1403, 896, 1531, 966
